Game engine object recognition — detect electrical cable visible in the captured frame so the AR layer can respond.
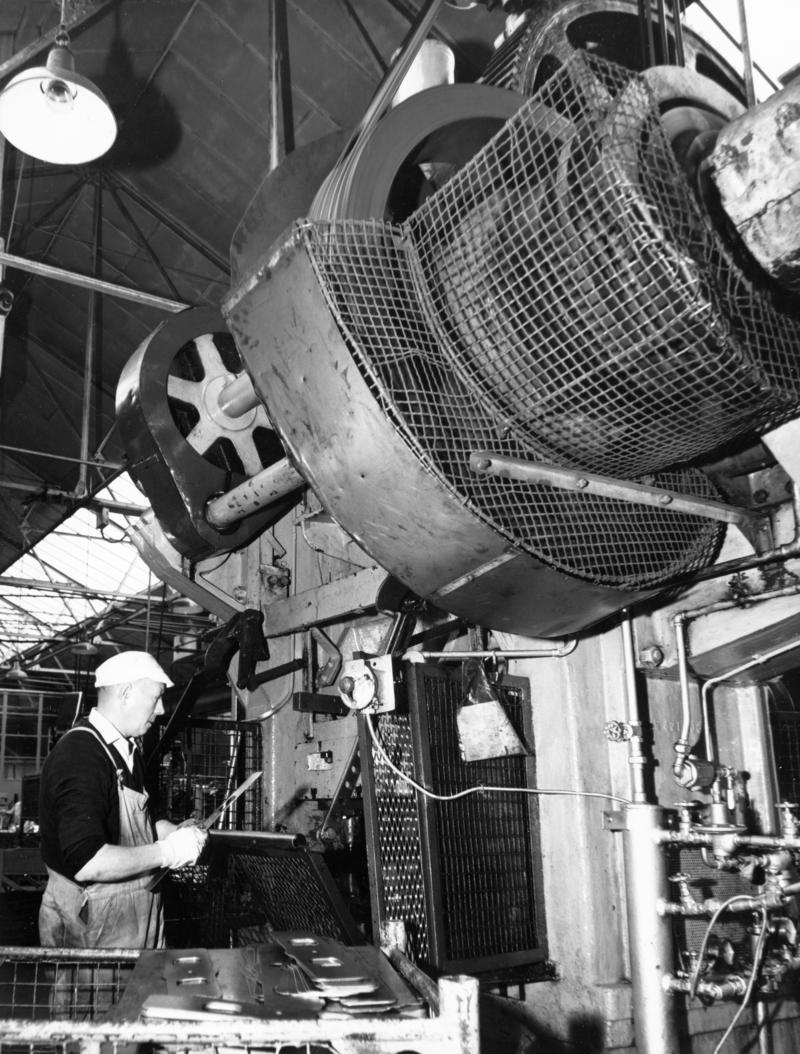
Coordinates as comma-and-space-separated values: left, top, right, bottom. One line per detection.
365, 712, 632, 806
712, 905, 770, 1054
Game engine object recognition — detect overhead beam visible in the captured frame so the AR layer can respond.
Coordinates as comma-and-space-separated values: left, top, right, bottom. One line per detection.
111, 174, 230, 275
0, 250, 188, 312
0, 446, 124, 472
0, 576, 155, 602
0, 1, 118, 82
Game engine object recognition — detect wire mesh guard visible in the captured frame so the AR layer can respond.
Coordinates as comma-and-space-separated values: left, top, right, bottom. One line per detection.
0, 947, 138, 1049
361, 668, 547, 979
301, 53, 800, 591
203, 834, 363, 949
157, 718, 263, 829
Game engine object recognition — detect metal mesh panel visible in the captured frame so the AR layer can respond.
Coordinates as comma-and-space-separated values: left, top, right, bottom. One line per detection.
0, 947, 137, 1048
301, 54, 800, 589
367, 714, 430, 965
197, 838, 362, 948
158, 718, 262, 829
418, 673, 542, 963
409, 55, 800, 470
361, 669, 546, 978
223, 853, 354, 941
768, 682, 800, 803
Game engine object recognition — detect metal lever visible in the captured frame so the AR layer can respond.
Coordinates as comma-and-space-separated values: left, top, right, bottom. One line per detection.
469, 451, 756, 527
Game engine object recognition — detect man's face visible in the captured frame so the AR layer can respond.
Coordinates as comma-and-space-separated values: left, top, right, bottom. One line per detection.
122, 677, 166, 737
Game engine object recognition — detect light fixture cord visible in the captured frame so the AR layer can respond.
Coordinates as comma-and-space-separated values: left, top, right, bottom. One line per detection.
56, 0, 69, 46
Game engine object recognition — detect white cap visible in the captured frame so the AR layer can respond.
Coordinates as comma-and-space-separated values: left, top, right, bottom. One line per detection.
94, 651, 174, 688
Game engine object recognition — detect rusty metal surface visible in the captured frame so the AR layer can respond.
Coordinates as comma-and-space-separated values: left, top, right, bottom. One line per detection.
712, 79, 800, 293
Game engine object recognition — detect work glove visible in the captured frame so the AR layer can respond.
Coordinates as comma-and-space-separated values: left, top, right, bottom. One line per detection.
158, 825, 208, 869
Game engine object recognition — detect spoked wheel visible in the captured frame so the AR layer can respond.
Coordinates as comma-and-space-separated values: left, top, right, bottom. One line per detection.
117, 307, 297, 559
167, 329, 282, 478
483, 0, 745, 102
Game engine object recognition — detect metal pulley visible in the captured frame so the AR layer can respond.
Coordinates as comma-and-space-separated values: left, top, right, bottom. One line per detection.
481, 0, 745, 100
117, 306, 303, 560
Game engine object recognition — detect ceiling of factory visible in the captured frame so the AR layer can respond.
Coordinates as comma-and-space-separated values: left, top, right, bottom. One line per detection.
0, 0, 507, 675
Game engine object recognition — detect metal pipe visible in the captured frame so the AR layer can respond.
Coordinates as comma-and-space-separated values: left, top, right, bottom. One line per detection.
655, 0, 670, 62
205, 457, 305, 528
758, 994, 775, 1054
217, 371, 261, 418
757, 995, 774, 1054
671, 583, 800, 777
735, 0, 757, 107
0, 443, 124, 471
637, 0, 653, 69
672, 613, 694, 780
700, 637, 800, 765
658, 828, 800, 853
676, 582, 800, 623
409, 640, 578, 660
671, 0, 685, 67
0, 576, 156, 601
621, 613, 648, 803
691, 0, 778, 94
76, 179, 102, 501
266, 0, 289, 171
0, 30, 11, 382
622, 804, 680, 1054
470, 452, 753, 527
0, 249, 187, 313
671, 482, 800, 588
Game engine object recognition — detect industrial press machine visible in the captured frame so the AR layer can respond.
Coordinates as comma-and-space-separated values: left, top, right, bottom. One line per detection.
34, 1, 800, 1051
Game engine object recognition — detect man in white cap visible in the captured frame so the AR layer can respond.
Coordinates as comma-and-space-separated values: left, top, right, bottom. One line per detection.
38, 650, 208, 949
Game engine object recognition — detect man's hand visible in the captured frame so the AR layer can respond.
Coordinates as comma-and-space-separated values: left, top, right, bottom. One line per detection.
158, 825, 208, 869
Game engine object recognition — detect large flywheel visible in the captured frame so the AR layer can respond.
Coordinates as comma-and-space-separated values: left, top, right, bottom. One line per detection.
117, 307, 298, 560
482, 0, 745, 101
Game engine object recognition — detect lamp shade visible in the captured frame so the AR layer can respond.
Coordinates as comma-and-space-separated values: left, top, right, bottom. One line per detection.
0, 42, 116, 164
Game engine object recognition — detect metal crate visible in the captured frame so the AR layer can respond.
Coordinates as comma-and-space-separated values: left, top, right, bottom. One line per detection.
0, 945, 138, 1051
0, 944, 480, 1054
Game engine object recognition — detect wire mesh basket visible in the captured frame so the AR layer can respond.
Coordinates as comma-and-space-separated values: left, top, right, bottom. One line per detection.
0, 946, 138, 1052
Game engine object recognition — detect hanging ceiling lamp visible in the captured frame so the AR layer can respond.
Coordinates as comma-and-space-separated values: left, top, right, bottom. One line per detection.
71, 640, 99, 656
4, 661, 29, 683
0, 1, 117, 165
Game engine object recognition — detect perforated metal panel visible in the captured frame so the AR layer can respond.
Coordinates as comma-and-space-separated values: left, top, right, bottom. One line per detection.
360, 712, 431, 965
360, 665, 548, 979
203, 833, 363, 948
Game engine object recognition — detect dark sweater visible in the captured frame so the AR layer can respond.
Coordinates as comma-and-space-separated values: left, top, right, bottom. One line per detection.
39, 722, 155, 880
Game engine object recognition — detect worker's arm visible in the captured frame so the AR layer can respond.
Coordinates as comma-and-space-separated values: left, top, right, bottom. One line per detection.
74, 825, 207, 882
74, 840, 168, 882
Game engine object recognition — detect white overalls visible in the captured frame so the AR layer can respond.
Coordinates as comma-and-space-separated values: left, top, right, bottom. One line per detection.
38, 725, 165, 949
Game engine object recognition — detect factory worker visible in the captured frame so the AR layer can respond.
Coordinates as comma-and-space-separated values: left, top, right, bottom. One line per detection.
38, 651, 208, 949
